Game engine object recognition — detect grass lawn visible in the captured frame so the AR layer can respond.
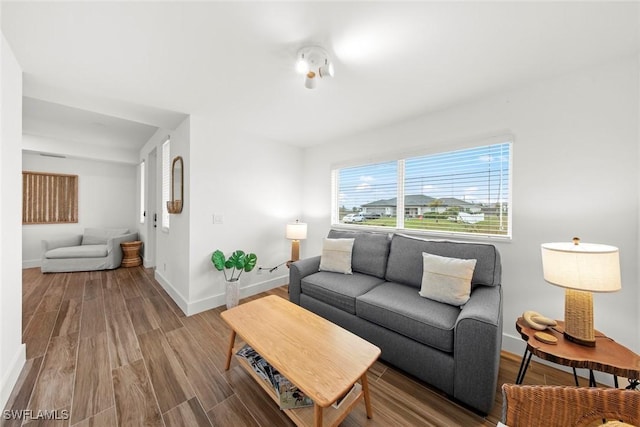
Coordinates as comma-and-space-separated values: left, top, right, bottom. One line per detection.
353, 215, 508, 235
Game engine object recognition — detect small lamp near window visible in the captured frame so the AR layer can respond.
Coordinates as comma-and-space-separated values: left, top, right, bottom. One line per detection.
286, 220, 307, 263
541, 237, 621, 347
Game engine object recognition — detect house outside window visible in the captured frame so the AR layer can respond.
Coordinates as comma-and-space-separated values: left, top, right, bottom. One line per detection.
333, 160, 397, 224
332, 140, 512, 238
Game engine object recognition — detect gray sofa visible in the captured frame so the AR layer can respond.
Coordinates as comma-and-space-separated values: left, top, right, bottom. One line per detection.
289, 229, 502, 414
41, 228, 138, 273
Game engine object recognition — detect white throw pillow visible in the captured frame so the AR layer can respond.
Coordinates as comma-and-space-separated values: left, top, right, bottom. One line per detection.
419, 252, 477, 306
319, 238, 355, 274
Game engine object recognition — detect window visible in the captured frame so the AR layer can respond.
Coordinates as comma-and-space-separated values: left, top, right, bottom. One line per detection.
334, 161, 397, 223
22, 171, 78, 224
332, 141, 512, 238
161, 138, 171, 230
139, 160, 145, 224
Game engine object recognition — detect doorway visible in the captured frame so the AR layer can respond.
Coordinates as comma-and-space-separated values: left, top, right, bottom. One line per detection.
145, 148, 157, 267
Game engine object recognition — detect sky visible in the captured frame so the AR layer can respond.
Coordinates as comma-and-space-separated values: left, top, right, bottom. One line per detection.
338, 142, 511, 210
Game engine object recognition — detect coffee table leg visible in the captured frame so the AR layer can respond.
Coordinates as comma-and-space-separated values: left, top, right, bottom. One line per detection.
313, 403, 323, 427
224, 330, 236, 371
361, 373, 373, 419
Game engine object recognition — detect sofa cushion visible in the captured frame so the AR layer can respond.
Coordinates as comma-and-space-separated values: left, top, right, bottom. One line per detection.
301, 271, 385, 315
328, 229, 391, 279
45, 244, 108, 259
386, 234, 501, 290
319, 238, 355, 274
419, 253, 477, 306
356, 281, 460, 352
82, 228, 129, 245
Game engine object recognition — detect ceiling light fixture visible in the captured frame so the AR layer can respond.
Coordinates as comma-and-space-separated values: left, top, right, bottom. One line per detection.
304, 71, 317, 89
296, 46, 334, 89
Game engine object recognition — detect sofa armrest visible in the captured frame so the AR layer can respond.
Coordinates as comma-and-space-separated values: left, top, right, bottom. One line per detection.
41, 235, 83, 254
288, 255, 321, 305
453, 284, 503, 414
106, 232, 139, 267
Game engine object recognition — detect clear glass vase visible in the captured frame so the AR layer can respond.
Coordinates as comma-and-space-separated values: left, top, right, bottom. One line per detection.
225, 279, 240, 309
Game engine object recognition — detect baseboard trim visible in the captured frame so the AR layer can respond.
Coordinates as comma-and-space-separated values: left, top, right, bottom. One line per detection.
153, 271, 189, 316
22, 259, 40, 269
186, 275, 289, 316
502, 331, 526, 355
152, 272, 288, 317
1, 343, 26, 409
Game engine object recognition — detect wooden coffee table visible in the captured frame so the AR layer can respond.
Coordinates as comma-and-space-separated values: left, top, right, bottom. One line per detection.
221, 295, 381, 427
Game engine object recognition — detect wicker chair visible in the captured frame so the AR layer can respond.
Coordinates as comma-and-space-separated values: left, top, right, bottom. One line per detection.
501, 384, 640, 427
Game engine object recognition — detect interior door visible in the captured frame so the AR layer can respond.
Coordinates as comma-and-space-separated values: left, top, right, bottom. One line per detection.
146, 148, 157, 267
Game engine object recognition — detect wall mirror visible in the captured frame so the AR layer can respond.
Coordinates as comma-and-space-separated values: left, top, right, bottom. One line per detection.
167, 156, 184, 214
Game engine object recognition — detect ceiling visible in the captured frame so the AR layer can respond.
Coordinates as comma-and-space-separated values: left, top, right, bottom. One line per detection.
23, 97, 159, 150
2, 1, 639, 152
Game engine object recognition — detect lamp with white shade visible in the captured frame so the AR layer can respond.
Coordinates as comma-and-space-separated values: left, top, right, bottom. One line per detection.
286, 220, 307, 263
540, 237, 621, 347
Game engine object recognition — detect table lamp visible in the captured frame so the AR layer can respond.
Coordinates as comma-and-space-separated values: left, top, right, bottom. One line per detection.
540, 237, 621, 347
286, 220, 307, 263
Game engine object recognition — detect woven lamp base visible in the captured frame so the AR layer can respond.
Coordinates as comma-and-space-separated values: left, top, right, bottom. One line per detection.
290, 240, 300, 263
564, 288, 596, 347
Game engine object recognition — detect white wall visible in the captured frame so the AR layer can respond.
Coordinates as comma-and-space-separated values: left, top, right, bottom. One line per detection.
185, 116, 303, 315
139, 119, 191, 313
302, 56, 640, 360
23, 133, 138, 165
138, 115, 303, 315
1, 31, 25, 409
22, 152, 138, 267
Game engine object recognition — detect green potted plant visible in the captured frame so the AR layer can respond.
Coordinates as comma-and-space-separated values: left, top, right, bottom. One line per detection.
211, 249, 257, 309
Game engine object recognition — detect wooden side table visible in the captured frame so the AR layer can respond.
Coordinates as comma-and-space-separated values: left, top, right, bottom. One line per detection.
515, 317, 640, 389
121, 241, 143, 268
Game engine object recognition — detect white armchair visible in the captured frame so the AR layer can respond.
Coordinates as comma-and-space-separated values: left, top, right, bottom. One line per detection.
41, 228, 138, 273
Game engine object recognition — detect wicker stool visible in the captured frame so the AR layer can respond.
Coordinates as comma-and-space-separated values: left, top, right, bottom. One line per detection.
502, 384, 640, 427
121, 241, 143, 267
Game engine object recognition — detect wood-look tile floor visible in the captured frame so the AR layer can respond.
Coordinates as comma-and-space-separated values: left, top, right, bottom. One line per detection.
4, 267, 583, 427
